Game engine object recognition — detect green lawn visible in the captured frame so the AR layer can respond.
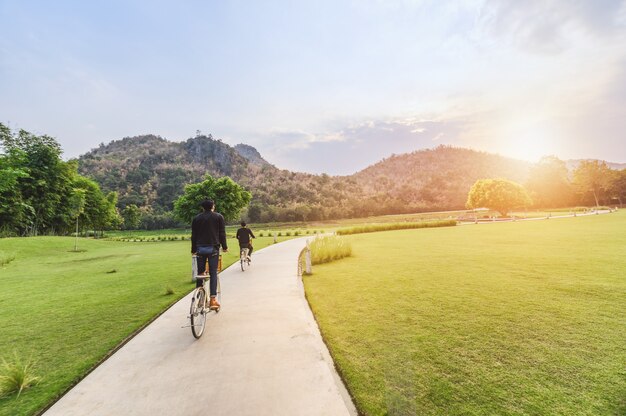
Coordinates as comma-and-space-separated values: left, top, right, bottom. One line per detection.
0, 235, 290, 416
304, 211, 626, 415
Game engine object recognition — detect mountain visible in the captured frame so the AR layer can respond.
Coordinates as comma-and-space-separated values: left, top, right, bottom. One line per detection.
566, 159, 626, 171
234, 143, 271, 167
78, 134, 359, 223
77, 135, 535, 225
352, 147, 532, 211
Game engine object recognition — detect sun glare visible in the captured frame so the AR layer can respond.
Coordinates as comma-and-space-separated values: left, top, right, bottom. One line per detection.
500, 118, 561, 162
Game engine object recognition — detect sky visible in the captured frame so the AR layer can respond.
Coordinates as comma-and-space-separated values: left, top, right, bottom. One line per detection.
1, 0, 625, 175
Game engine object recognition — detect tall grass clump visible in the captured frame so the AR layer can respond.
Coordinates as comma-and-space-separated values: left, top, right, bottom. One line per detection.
336, 219, 456, 236
309, 235, 352, 265
0, 355, 40, 398
0, 251, 16, 266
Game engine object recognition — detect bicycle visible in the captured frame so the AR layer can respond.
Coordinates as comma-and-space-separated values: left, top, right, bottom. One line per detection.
240, 247, 251, 271
188, 254, 221, 339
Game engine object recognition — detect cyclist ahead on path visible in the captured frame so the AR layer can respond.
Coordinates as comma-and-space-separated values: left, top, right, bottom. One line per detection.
191, 199, 228, 310
236, 221, 255, 260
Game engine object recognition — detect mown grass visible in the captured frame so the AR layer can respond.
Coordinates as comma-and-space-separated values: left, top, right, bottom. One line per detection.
336, 220, 456, 235
0, 234, 292, 416
304, 211, 626, 415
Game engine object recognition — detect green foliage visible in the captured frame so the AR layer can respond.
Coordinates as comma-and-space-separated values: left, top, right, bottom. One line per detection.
573, 160, 612, 207
466, 178, 532, 216
337, 220, 457, 235
0, 124, 114, 235
526, 156, 574, 208
122, 204, 141, 230
173, 175, 251, 223
0, 354, 40, 398
608, 169, 626, 206
308, 235, 352, 265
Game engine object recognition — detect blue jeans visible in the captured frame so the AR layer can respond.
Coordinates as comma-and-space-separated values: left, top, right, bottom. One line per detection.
196, 245, 219, 296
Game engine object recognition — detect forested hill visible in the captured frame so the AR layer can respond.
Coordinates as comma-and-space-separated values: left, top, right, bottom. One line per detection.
353, 147, 531, 211
78, 134, 361, 223
78, 135, 532, 224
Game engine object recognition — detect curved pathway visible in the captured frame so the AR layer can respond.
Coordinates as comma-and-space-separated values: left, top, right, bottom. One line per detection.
45, 238, 356, 416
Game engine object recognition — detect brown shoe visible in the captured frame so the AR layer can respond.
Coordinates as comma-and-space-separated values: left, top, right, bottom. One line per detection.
209, 297, 220, 310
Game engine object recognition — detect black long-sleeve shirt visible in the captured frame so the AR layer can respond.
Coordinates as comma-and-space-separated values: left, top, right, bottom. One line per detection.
191, 211, 228, 253
236, 227, 255, 245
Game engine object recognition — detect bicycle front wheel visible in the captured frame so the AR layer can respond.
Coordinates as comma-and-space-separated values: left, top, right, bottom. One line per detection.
190, 287, 207, 338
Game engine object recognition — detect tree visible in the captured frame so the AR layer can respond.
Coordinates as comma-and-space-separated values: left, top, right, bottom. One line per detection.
0, 151, 31, 234
122, 204, 141, 230
573, 161, 612, 207
607, 169, 626, 207
69, 188, 86, 251
526, 156, 574, 208
246, 202, 263, 223
466, 178, 532, 216
103, 192, 123, 231
0, 124, 77, 235
173, 175, 251, 223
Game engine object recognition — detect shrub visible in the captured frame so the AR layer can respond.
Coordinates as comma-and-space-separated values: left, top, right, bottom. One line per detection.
336, 220, 457, 236
165, 286, 175, 295
309, 235, 352, 265
286, 231, 292, 236
258, 231, 264, 237
277, 231, 282, 237
0, 354, 40, 398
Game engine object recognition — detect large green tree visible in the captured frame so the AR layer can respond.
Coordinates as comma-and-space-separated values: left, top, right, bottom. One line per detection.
607, 169, 626, 207
0, 123, 115, 235
466, 178, 532, 216
1, 125, 77, 234
122, 204, 142, 230
526, 156, 574, 208
0, 150, 30, 234
573, 161, 612, 207
174, 175, 251, 223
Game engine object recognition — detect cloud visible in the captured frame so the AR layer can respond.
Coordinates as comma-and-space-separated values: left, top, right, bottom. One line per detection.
478, 0, 626, 54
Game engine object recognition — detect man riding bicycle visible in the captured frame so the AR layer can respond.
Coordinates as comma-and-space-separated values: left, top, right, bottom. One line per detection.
236, 221, 255, 261
191, 199, 228, 310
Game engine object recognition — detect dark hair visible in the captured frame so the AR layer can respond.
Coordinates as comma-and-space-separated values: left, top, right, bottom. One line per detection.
200, 199, 214, 211
240, 221, 246, 227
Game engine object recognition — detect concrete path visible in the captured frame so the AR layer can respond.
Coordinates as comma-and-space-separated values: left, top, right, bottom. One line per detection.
45, 238, 356, 416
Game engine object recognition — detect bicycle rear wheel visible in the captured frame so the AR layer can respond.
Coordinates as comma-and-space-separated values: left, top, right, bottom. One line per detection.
190, 287, 207, 338
240, 249, 248, 271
